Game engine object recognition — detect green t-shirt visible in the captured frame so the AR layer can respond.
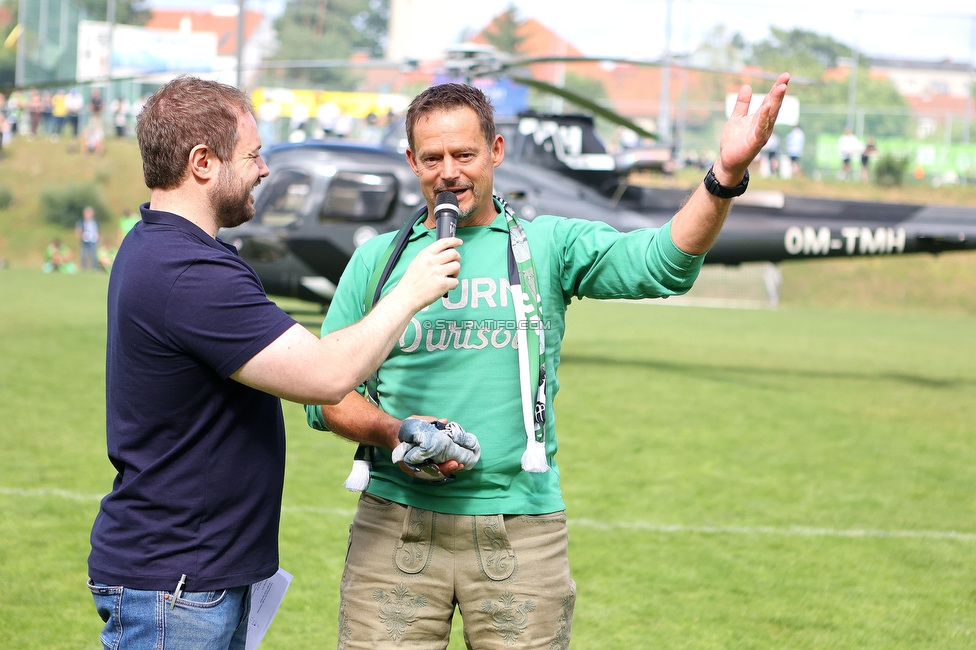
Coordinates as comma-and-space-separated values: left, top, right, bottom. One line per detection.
307, 207, 704, 515
119, 215, 140, 239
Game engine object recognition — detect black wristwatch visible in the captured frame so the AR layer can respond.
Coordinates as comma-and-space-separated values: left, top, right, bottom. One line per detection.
703, 165, 749, 198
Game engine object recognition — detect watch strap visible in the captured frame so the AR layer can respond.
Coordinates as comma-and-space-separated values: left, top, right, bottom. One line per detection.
703, 165, 749, 198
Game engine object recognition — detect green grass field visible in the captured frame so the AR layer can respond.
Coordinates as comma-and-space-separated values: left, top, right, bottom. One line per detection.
2, 268, 974, 648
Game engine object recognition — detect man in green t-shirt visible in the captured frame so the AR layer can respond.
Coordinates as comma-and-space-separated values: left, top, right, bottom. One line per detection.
118, 207, 140, 242
43, 238, 76, 274
307, 75, 791, 648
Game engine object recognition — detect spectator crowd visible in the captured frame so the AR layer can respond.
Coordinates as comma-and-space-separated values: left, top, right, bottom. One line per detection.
0, 87, 144, 155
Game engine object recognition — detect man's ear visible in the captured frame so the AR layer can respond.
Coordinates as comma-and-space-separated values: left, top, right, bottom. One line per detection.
405, 147, 421, 177
491, 134, 505, 169
188, 144, 216, 181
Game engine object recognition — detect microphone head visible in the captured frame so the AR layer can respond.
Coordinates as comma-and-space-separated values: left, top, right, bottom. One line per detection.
435, 191, 459, 211
435, 192, 459, 240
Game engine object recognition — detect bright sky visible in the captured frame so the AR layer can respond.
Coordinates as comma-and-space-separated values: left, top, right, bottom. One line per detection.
149, 0, 976, 64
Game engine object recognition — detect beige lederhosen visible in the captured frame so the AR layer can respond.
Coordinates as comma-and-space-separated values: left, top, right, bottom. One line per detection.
337, 493, 576, 649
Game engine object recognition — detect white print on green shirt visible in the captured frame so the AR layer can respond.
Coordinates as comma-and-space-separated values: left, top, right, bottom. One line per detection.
398, 276, 546, 354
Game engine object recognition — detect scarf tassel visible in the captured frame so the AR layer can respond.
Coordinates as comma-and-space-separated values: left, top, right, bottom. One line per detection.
343, 445, 372, 492
520, 439, 549, 473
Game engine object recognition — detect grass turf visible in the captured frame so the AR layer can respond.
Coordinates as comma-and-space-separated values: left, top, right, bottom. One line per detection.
1, 268, 974, 648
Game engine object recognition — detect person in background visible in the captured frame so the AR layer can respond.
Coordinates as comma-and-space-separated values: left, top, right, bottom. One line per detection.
86, 75, 466, 650
96, 243, 116, 271
838, 127, 862, 181
75, 206, 100, 271
26, 88, 43, 138
83, 115, 106, 156
50, 89, 67, 141
860, 137, 878, 183
118, 207, 139, 242
88, 88, 105, 124
785, 124, 805, 177
43, 238, 76, 274
64, 88, 84, 139
111, 96, 130, 138
761, 129, 780, 178
41, 90, 54, 135
0, 93, 9, 156
5, 89, 22, 139
307, 73, 791, 648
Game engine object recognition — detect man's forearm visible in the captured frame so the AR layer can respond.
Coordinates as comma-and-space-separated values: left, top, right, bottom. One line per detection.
669, 180, 736, 255
320, 391, 401, 450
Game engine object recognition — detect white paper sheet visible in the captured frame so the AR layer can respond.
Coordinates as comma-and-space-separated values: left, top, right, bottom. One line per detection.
245, 568, 293, 650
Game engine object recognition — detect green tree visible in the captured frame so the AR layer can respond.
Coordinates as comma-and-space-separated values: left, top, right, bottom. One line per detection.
693, 24, 748, 71
483, 4, 526, 55
750, 27, 853, 78
686, 25, 752, 113
264, 0, 389, 90
749, 28, 911, 139
795, 72, 911, 139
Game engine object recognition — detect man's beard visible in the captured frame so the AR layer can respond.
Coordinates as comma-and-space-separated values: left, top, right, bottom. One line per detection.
210, 165, 255, 230
453, 185, 484, 225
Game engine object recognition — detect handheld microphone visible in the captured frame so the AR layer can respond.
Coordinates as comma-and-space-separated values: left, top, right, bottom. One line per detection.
435, 191, 459, 240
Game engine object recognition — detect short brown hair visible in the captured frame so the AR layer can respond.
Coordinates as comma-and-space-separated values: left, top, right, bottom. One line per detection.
405, 83, 495, 152
136, 76, 253, 190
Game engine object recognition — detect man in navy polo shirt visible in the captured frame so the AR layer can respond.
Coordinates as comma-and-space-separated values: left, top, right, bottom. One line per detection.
86, 76, 470, 650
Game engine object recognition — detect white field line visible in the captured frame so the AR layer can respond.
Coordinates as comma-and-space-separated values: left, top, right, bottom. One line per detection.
568, 518, 976, 542
1, 486, 103, 501
4, 487, 975, 542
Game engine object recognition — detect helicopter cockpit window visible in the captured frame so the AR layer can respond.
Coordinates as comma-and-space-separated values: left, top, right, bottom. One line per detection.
321, 171, 398, 222
257, 168, 312, 227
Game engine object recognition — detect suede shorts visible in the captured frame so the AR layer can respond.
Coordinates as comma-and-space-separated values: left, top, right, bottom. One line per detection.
337, 492, 576, 649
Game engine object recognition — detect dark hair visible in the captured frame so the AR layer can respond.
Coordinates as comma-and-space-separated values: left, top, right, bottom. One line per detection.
136, 76, 253, 190
405, 83, 495, 152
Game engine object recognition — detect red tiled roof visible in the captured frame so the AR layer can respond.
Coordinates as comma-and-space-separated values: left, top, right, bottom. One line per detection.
469, 16, 753, 122
146, 9, 264, 57
904, 94, 973, 117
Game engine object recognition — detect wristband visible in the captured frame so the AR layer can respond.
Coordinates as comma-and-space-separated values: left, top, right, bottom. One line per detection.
703, 165, 749, 198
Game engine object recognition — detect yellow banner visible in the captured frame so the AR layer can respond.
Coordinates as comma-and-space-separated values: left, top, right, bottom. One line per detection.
251, 88, 409, 120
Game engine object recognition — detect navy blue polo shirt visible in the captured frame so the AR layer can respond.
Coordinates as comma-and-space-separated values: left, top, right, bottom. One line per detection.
88, 204, 296, 592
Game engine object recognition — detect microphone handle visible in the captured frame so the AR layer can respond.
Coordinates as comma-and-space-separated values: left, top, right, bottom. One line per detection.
436, 214, 457, 240
435, 212, 458, 298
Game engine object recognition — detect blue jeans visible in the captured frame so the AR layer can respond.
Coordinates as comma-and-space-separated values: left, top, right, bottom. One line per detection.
88, 579, 250, 650
80, 240, 98, 270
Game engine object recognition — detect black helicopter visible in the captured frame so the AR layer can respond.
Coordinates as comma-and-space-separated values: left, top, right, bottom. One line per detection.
219, 49, 976, 305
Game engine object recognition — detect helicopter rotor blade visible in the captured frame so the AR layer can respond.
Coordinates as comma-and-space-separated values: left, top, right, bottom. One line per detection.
486, 53, 815, 85
252, 59, 416, 71
498, 73, 659, 141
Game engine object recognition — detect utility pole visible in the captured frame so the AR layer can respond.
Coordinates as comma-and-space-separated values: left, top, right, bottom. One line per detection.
15, 0, 24, 87
963, 14, 974, 185
846, 10, 860, 133
658, 0, 672, 145
236, 0, 246, 89
106, 0, 116, 124
963, 14, 974, 147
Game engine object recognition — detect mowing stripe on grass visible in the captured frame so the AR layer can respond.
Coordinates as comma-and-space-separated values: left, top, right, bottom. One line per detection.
5, 486, 974, 542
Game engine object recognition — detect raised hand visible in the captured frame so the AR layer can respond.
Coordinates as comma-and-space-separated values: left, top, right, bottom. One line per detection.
717, 72, 791, 180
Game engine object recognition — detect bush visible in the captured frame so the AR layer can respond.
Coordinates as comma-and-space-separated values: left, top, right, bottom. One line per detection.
0, 185, 13, 210
39, 183, 112, 228
873, 153, 910, 187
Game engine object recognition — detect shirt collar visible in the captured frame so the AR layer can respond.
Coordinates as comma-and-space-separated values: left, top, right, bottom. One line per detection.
138, 202, 237, 254
407, 197, 508, 242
